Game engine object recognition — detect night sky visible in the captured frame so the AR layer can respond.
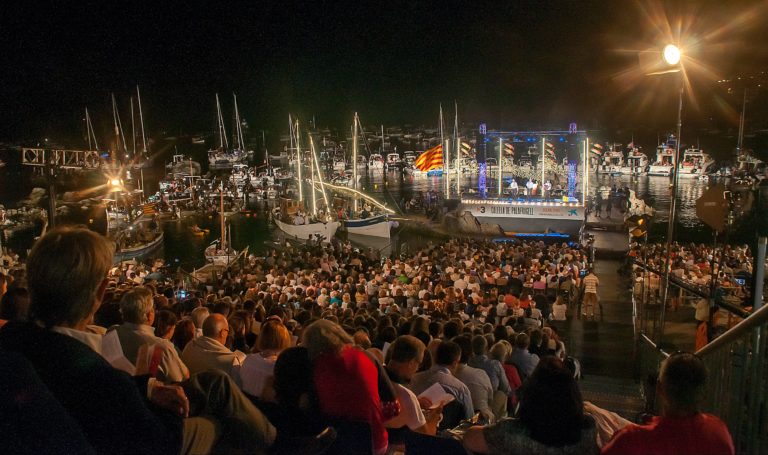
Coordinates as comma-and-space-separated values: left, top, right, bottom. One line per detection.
1, 0, 767, 146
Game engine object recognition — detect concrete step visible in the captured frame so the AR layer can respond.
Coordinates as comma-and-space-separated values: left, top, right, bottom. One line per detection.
579, 374, 646, 422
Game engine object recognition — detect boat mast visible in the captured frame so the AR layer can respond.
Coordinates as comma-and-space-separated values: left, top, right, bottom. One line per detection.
440, 104, 449, 197
310, 135, 329, 216
215, 94, 229, 150
233, 93, 245, 150
85, 107, 100, 150
130, 96, 136, 159
309, 132, 317, 216
220, 184, 225, 250
295, 118, 303, 202
136, 86, 148, 159
736, 89, 747, 160
353, 112, 359, 212
454, 101, 460, 196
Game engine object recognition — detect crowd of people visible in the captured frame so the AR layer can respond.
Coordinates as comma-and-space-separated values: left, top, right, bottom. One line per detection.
0, 226, 735, 454
628, 241, 756, 306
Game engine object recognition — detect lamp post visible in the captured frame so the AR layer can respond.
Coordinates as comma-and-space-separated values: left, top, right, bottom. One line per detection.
658, 44, 684, 345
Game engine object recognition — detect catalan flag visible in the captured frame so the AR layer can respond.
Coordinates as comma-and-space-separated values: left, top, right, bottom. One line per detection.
504, 142, 515, 156
545, 141, 556, 157
590, 143, 603, 155
414, 144, 443, 171
460, 141, 472, 156
142, 203, 157, 215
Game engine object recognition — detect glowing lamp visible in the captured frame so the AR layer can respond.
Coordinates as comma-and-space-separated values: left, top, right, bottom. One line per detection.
663, 44, 681, 66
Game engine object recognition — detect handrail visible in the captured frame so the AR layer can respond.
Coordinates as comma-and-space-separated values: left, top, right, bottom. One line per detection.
639, 332, 672, 359
695, 302, 768, 357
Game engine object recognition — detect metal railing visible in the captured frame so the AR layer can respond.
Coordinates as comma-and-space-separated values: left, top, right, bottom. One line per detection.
634, 276, 768, 454
694, 303, 768, 454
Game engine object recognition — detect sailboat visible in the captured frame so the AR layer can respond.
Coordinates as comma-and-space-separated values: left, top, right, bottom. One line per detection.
208, 93, 248, 169
204, 185, 245, 265
273, 118, 340, 242
342, 113, 393, 239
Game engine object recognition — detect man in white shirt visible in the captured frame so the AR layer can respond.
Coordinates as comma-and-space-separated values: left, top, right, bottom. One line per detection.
113, 286, 189, 383
582, 269, 600, 319
384, 336, 443, 434
182, 314, 244, 381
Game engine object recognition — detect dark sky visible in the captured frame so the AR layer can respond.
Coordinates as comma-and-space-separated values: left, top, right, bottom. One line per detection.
1, 0, 766, 145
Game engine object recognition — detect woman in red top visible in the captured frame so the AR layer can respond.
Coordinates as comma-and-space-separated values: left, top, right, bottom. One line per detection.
303, 319, 388, 454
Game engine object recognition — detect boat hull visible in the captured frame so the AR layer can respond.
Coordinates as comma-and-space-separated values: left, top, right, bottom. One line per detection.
648, 166, 672, 176
460, 199, 585, 235
344, 215, 391, 238
113, 232, 164, 263
275, 219, 340, 242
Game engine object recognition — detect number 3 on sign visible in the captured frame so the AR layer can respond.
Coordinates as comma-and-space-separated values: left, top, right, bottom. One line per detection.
479, 206, 486, 213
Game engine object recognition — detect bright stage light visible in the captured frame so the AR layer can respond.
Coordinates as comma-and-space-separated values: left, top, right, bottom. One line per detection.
663, 44, 681, 65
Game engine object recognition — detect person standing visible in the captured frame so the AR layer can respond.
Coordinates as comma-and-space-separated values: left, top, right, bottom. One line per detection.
595, 192, 603, 218
582, 269, 600, 319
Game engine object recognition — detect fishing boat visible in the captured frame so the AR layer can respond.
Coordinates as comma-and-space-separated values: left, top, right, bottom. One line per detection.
343, 213, 392, 238
274, 198, 339, 242
386, 152, 402, 170
648, 138, 676, 176
678, 146, 714, 178
112, 214, 164, 263
596, 143, 624, 176
368, 153, 385, 171
620, 146, 649, 175
204, 188, 243, 265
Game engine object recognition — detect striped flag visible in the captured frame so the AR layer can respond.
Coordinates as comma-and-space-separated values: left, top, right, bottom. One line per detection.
545, 141, 556, 157
504, 142, 515, 156
590, 143, 603, 155
414, 144, 443, 171
460, 141, 472, 155
142, 203, 157, 215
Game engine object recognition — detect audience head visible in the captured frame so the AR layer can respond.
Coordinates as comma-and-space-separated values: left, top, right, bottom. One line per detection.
0, 287, 30, 322
202, 313, 229, 345
515, 332, 530, 350
256, 318, 292, 354
518, 357, 585, 446
659, 352, 707, 415
190, 306, 210, 329
302, 319, 353, 360
26, 226, 114, 328
119, 287, 155, 325
435, 340, 462, 371
172, 318, 196, 352
471, 334, 488, 356
154, 310, 177, 340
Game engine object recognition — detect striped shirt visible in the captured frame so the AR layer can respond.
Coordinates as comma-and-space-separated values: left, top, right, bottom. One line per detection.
583, 274, 600, 294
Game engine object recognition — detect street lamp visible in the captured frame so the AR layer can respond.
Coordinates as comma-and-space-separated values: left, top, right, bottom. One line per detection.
663, 44, 681, 65
658, 43, 684, 345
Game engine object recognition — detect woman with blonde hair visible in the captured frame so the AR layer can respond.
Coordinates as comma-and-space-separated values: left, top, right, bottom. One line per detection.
240, 318, 292, 401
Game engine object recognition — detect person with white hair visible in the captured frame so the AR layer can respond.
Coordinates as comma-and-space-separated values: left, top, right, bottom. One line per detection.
111, 286, 189, 382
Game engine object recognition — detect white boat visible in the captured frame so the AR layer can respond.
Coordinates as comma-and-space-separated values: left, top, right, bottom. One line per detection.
112, 215, 164, 263
369, 154, 385, 171
207, 94, 249, 169
332, 156, 346, 173
166, 154, 201, 176
597, 144, 624, 175
677, 146, 714, 178
620, 147, 649, 175
386, 153, 402, 170
648, 140, 676, 176
275, 218, 340, 243
355, 155, 368, 171
343, 214, 392, 238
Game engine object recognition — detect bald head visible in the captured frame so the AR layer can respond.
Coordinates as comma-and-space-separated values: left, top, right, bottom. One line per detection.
202, 313, 229, 345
